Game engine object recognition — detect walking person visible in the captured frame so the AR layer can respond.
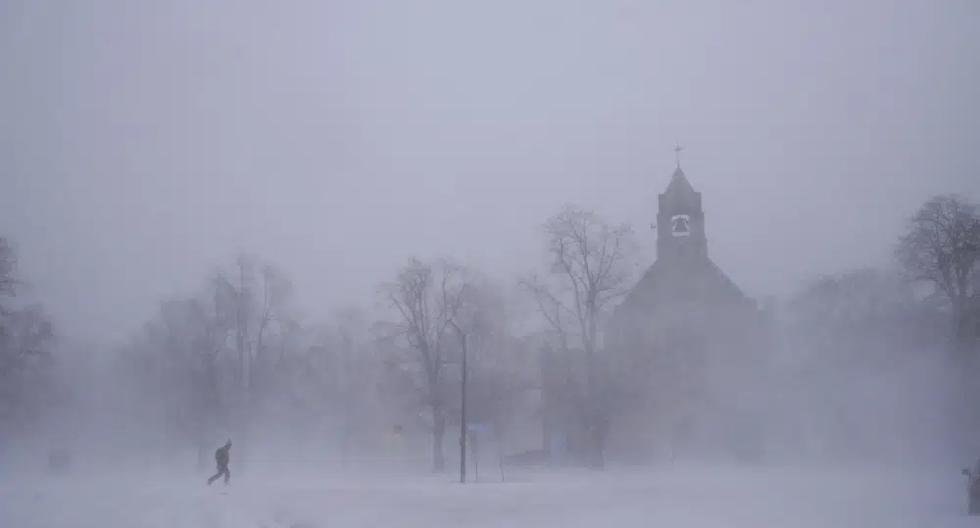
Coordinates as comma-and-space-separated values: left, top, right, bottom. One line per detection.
207, 440, 232, 486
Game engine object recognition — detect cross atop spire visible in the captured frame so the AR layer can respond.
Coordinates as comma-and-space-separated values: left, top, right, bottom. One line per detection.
674, 142, 684, 169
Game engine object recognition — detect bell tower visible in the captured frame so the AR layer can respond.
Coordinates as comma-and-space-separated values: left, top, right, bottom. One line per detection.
656, 151, 707, 261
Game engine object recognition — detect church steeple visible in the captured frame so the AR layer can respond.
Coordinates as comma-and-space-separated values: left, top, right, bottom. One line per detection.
657, 157, 707, 261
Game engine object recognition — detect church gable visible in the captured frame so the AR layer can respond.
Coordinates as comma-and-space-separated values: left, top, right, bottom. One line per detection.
606, 157, 765, 461
619, 257, 749, 316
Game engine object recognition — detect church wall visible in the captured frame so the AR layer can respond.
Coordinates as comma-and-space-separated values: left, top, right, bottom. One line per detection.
606, 297, 769, 463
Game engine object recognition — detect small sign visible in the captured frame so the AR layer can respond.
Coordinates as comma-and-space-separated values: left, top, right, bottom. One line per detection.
467, 423, 492, 434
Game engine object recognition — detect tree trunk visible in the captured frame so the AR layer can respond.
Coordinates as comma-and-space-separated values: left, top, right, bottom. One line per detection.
432, 409, 446, 472
583, 335, 606, 469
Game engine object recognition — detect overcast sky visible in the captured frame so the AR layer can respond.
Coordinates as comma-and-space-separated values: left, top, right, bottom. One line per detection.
2, 0, 978, 344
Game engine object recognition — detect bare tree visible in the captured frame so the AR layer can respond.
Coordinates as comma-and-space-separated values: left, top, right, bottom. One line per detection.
232, 254, 254, 389
0, 238, 55, 429
379, 258, 469, 471
0, 304, 55, 425
209, 254, 274, 391
896, 195, 980, 351
254, 264, 293, 367
125, 253, 299, 467
522, 274, 573, 356
525, 205, 635, 468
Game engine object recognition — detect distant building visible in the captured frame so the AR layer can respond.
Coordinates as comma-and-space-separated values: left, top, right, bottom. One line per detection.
607, 162, 768, 463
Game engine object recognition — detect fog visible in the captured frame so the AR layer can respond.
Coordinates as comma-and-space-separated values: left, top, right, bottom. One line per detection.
1, 1, 980, 526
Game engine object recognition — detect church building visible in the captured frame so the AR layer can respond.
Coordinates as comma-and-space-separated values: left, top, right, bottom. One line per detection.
606, 157, 767, 462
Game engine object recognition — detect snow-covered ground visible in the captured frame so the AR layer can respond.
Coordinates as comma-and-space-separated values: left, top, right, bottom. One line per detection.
1, 465, 973, 527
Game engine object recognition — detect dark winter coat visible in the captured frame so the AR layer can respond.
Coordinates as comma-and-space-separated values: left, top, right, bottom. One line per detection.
215, 444, 231, 469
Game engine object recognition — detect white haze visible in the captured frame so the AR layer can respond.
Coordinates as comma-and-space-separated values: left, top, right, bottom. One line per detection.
1, 1, 980, 527
2, 0, 977, 342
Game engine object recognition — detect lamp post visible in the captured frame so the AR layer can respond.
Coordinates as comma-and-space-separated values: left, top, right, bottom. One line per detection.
449, 319, 467, 484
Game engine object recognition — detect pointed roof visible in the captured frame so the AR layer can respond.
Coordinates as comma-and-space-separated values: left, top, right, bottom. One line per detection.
616, 255, 748, 316
664, 167, 697, 198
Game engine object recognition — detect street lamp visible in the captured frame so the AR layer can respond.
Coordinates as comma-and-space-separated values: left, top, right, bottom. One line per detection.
449, 319, 467, 484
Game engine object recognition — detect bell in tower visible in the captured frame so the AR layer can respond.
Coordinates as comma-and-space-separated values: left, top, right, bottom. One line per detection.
656, 164, 707, 261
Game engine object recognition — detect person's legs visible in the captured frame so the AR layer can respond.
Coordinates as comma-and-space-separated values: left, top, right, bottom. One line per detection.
207, 469, 221, 485
222, 466, 230, 485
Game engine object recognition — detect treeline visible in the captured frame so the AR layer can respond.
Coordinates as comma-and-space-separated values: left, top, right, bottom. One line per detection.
1, 195, 978, 470
0, 237, 56, 441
